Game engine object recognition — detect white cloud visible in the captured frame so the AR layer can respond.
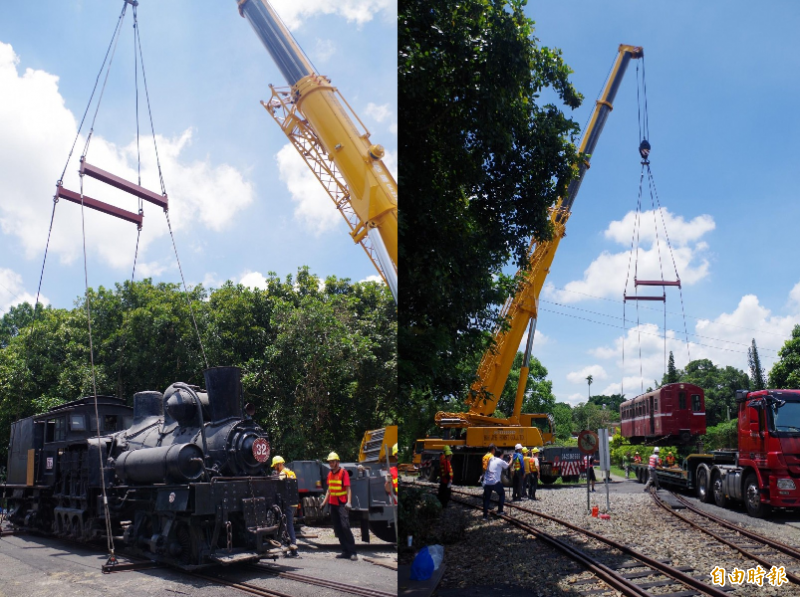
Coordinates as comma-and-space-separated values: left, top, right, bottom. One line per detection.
389, 122, 397, 135
0, 267, 47, 314
240, 270, 268, 290
789, 281, 800, 311
566, 365, 608, 385
553, 208, 714, 303
562, 393, 586, 407
314, 39, 336, 63
365, 102, 391, 123
271, 0, 395, 30
0, 42, 255, 273
587, 287, 800, 396
360, 274, 383, 284
201, 272, 224, 290
604, 209, 715, 246
275, 143, 340, 234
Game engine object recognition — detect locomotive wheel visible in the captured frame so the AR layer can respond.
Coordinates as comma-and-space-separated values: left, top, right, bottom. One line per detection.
712, 473, 728, 509
501, 468, 512, 487
539, 474, 558, 485
695, 465, 712, 503
744, 473, 770, 518
368, 520, 397, 543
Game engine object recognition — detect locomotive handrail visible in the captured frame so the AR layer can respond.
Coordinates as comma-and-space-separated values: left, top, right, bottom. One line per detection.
170, 383, 210, 480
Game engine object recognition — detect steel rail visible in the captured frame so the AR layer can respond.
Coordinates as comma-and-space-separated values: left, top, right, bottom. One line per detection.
450, 487, 730, 597
253, 563, 396, 597
652, 491, 800, 585
449, 494, 650, 597
190, 571, 297, 597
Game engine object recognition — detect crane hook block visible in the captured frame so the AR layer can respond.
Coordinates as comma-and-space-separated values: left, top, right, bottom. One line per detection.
639, 139, 651, 161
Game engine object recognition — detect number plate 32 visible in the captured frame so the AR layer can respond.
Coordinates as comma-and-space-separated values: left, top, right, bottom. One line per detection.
252, 438, 270, 463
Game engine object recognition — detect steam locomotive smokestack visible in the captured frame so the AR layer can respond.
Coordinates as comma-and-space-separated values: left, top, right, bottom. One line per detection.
203, 366, 243, 422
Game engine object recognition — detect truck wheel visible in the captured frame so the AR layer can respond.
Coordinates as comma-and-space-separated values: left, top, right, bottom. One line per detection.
425, 463, 439, 483
744, 473, 770, 518
501, 468, 512, 487
539, 474, 558, 485
696, 465, 712, 503
712, 472, 728, 509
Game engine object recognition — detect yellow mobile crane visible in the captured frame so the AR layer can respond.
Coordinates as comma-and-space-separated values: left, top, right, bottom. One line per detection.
415, 45, 644, 484
236, 0, 398, 302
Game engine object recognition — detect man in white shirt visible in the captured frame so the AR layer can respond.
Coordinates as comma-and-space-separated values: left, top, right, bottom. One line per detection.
482, 448, 510, 520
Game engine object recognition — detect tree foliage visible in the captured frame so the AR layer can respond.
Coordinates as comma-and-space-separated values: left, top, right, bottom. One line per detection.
769, 324, 800, 389
492, 352, 555, 416
748, 338, 767, 391
398, 0, 583, 424
0, 270, 396, 463
666, 351, 679, 384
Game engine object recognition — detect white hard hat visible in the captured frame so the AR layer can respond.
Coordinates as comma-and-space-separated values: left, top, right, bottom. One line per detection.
515, 443, 523, 450
653, 447, 660, 453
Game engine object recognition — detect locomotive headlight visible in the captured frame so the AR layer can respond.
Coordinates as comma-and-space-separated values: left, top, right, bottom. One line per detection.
777, 478, 796, 491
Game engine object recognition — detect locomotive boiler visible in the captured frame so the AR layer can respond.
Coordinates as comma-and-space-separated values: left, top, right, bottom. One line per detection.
3, 366, 297, 568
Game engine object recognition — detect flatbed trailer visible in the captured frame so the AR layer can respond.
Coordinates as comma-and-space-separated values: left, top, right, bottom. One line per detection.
629, 453, 714, 491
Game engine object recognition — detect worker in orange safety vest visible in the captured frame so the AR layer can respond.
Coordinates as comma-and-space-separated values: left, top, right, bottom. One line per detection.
438, 446, 453, 507
323, 452, 357, 560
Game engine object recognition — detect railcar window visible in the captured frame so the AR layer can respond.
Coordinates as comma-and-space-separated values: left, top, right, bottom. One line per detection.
54, 417, 66, 442
654, 398, 658, 411
70, 414, 86, 431
45, 419, 55, 442
692, 395, 701, 412
679, 392, 687, 410
103, 415, 119, 432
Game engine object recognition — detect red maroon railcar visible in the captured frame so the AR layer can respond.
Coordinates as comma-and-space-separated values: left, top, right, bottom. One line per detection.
620, 382, 706, 444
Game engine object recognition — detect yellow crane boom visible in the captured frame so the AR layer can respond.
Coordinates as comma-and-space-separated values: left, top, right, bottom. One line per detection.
435, 44, 644, 429
237, 0, 398, 301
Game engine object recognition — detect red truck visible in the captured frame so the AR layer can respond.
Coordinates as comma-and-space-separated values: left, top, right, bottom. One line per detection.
631, 389, 800, 517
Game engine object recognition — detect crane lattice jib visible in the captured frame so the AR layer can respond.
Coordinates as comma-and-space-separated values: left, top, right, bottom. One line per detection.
434, 44, 643, 429
239, 0, 398, 288
262, 87, 389, 287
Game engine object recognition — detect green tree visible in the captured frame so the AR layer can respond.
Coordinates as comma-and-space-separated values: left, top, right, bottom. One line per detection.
589, 394, 626, 413
398, 0, 583, 428
552, 402, 573, 442
748, 338, 766, 391
676, 359, 749, 427
586, 374, 593, 399
493, 352, 556, 416
666, 351, 679, 384
0, 270, 396, 463
769, 325, 800, 389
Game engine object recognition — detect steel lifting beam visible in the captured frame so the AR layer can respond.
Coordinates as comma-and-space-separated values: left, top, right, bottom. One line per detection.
56, 185, 143, 227
80, 160, 168, 210
635, 279, 681, 287
623, 294, 666, 302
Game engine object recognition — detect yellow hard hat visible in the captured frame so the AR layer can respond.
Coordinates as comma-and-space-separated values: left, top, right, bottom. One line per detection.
327, 452, 340, 461
522, 447, 529, 454
392, 443, 398, 456
532, 448, 539, 454
442, 446, 453, 456
271, 455, 285, 467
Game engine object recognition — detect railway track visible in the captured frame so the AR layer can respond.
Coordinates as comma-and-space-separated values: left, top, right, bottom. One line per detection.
252, 563, 396, 597
449, 487, 731, 597
653, 491, 800, 585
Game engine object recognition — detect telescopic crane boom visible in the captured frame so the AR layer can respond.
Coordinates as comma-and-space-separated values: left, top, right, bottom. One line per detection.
435, 44, 644, 430
237, 0, 398, 301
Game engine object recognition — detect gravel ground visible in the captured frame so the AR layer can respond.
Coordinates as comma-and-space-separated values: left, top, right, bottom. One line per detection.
411, 479, 799, 596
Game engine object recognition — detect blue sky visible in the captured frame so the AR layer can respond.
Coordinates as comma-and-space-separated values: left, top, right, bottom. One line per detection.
511, 1, 800, 405
0, 1, 396, 313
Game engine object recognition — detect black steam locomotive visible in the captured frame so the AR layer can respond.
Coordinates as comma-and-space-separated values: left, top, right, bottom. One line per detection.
3, 366, 297, 568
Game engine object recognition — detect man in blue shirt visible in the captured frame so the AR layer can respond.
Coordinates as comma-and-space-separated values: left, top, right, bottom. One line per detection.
482, 448, 510, 520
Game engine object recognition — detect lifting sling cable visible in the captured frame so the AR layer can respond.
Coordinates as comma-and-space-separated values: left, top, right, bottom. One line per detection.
132, 2, 208, 368
622, 59, 691, 396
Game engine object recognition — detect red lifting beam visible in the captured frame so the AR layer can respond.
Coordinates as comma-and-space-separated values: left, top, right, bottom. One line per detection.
635, 279, 681, 287
56, 185, 143, 227
80, 160, 168, 210
624, 294, 666, 302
